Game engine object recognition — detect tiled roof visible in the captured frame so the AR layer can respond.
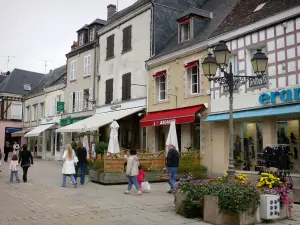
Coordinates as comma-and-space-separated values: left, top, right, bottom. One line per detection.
0, 69, 44, 95
88, 18, 107, 27
24, 65, 66, 98
211, 0, 300, 37
0, 75, 7, 84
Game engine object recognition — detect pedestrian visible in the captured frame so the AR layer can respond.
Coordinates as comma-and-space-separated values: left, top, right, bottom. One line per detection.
124, 149, 141, 195
4, 141, 11, 162
9, 155, 20, 183
137, 164, 145, 191
18, 144, 33, 183
0, 149, 2, 172
165, 144, 179, 193
75, 141, 87, 185
61, 144, 77, 188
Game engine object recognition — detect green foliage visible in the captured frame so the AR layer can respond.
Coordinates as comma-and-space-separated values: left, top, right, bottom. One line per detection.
179, 158, 207, 179
71, 141, 77, 150
95, 142, 108, 155
94, 159, 104, 172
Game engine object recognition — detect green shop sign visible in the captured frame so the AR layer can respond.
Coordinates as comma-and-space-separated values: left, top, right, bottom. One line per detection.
60, 116, 89, 127
57, 102, 65, 112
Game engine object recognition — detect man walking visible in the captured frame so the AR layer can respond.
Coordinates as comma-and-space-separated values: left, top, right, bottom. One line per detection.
166, 144, 179, 193
4, 141, 11, 162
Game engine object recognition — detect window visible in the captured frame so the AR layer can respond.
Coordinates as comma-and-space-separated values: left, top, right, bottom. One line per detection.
11, 103, 22, 120
105, 79, 114, 104
79, 33, 84, 46
84, 55, 91, 76
32, 104, 37, 121
180, 22, 190, 42
73, 92, 76, 112
188, 65, 199, 94
25, 106, 30, 122
70, 60, 77, 80
106, 34, 115, 59
90, 28, 95, 41
84, 89, 89, 109
157, 75, 166, 101
122, 26, 132, 52
40, 103, 44, 118
122, 73, 131, 101
23, 84, 31, 91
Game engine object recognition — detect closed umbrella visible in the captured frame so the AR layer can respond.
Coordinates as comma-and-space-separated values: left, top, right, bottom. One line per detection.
166, 120, 179, 154
108, 120, 120, 154
83, 135, 90, 159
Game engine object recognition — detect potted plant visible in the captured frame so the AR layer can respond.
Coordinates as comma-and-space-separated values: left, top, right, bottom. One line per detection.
95, 142, 108, 159
89, 159, 104, 183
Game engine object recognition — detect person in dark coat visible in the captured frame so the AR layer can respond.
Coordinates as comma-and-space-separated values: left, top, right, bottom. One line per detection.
75, 141, 87, 185
4, 141, 11, 162
18, 144, 33, 182
165, 144, 179, 193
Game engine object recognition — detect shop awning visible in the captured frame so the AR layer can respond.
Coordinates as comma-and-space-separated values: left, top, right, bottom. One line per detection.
205, 104, 300, 122
56, 107, 145, 133
140, 105, 205, 127
11, 128, 34, 137
24, 124, 55, 137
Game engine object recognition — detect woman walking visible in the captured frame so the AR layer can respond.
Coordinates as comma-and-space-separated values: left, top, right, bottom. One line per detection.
62, 144, 77, 188
75, 141, 87, 185
18, 144, 33, 182
125, 149, 141, 195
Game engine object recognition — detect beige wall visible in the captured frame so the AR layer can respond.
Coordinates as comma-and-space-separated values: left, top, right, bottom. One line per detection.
24, 94, 45, 128
65, 48, 95, 114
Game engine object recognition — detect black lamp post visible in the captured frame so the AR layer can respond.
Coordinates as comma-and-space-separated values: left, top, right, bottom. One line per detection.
202, 41, 268, 177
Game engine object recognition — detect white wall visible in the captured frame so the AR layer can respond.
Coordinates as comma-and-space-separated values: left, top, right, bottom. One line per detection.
98, 9, 151, 106
210, 17, 300, 113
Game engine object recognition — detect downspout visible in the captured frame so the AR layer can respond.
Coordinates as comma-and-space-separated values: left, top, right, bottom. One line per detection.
150, 0, 155, 57
93, 41, 98, 110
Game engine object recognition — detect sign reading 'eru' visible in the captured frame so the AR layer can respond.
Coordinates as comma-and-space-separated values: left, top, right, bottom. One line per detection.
259, 88, 300, 105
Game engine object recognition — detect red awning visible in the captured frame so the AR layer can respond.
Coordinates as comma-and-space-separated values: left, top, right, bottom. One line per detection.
140, 105, 205, 127
184, 61, 198, 69
179, 17, 190, 24
153, 70, 166, 78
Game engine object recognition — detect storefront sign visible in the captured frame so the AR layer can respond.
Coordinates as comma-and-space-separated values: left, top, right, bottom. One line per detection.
57, 102, 65, 112
259, 88, 300, 105
60, 116, 89, 127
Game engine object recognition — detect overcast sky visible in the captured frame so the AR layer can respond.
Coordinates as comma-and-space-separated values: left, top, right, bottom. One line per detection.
0, 0, 137, 74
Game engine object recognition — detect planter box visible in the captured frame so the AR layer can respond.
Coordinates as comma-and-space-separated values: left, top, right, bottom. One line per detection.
89, 170, 100, 183
280, 205, 288, 219
174, 189, 188, 214
204, 195, 257, 225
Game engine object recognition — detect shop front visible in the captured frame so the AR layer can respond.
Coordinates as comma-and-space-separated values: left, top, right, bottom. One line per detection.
206, 86, 300, 175
56, 98, 147, 151
141, 105, 206, 152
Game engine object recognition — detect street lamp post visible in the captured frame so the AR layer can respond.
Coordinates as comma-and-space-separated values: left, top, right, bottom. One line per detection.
202, 41, 268, 178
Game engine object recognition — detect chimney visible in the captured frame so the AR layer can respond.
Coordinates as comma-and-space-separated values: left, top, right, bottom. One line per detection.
107, 4, 117, 20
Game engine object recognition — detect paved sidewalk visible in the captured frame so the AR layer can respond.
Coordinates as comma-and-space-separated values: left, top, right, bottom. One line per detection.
0, 159, 299, 225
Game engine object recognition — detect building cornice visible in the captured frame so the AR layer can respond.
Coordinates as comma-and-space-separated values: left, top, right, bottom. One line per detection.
97, 3, 152, 36
66, 41, 95, 59
146, 5, 300, 69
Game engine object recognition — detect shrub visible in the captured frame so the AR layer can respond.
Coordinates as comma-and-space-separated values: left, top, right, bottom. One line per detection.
95, 142, 108, 155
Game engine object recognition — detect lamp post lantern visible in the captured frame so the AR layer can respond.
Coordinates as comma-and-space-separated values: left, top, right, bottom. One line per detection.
202, 41, 268, 178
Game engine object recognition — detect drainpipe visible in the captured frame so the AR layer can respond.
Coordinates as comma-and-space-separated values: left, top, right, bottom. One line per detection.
93, 41, 98, 110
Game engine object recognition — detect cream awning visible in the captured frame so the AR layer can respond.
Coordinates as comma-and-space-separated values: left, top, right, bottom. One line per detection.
11, 128, 35, 137
56, 107, 144, 133
25, 124, 55, 137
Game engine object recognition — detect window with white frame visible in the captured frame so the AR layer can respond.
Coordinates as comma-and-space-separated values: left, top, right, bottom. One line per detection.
26, 106, 30, 122
32, 104, 37, 121
40, 103, 44, 118
10, 103, 22, 120
157, 75, 166, 101
180, 22, 190, 42
90, 28, 95, 41
79, 33, 84, 46
84, 89, 89, 109
70, 60, 77, 80
84, 55, 91, 76
188, 65, 200, 94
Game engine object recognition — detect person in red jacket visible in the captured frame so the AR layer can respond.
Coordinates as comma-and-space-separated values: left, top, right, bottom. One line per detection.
137, 164, 145, 190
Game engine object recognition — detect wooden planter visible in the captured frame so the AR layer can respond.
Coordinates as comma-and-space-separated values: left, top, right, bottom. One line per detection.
89, 169, 100, 183
174, 189, 188, 214
204, 195, 257, 225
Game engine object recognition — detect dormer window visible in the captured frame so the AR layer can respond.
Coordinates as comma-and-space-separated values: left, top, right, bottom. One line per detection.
79, 33, 84, 46
90, 28, 95, 42
179, 18, 191, 43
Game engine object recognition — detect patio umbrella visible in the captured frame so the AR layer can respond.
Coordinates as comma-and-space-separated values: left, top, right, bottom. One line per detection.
83, 135, 90, 159
166, 120, 179, 154
107, 120, 120, 154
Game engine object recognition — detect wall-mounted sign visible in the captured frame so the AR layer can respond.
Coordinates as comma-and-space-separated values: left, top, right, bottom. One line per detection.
259, 88, 300, 105
57, 102, 65, 112
60, 116, 89, 127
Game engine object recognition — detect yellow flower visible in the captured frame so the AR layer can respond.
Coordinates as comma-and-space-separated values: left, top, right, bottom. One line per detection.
269, 184, 272, 188
260, 177, 264, 182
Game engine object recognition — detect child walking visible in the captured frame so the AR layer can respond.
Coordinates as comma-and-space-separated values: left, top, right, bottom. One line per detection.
9, 155, 20, 182
137, 164, 145, 191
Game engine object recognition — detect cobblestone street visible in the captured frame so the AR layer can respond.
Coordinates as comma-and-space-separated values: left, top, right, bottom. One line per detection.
0, 159, 300, 225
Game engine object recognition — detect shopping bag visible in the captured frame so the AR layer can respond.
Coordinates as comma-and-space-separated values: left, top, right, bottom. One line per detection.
141, 181, 151, 193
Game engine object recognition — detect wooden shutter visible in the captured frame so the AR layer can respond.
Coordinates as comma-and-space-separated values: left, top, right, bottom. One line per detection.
106, 35, 115, 59
69, 93, 73, 113
105, 79, 113, 104
79, 90, 84, 111
75, 91, 79, 112
122, 73, 131, 100
123, 26, 132, 52
88, 88, 93, 110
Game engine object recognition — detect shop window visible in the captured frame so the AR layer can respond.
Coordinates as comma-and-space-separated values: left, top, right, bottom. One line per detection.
233, 122, 263, 171
277, 120, 300, 173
